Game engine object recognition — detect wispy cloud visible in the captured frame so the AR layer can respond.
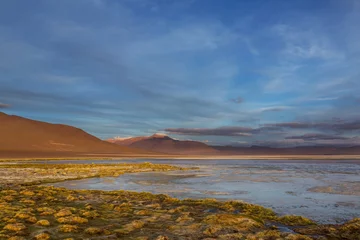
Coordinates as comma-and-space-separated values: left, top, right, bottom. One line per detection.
230, 97, 244, 104
0, 102, 10, 108
285, 133, 347, 141
265, 120, 360, 132
272, 24, 343, 60
256, 106, 291, 113
126, 22, 239, 57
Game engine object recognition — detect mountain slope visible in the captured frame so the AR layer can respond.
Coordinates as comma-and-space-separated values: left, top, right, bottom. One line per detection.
0, 112, 149, 156
107, 134, 218, 154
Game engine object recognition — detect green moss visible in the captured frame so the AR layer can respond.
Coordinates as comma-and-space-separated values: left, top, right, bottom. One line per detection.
36, 219, 51, 226
84, 227, 103, 235
34, 232, 51, 240
58, 224, 78, 233
3, 223, 27, 232
278, 215, 316, 226
57, 216, 88, 224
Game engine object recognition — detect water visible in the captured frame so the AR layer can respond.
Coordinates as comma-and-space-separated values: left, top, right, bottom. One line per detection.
49, 159, 360, 224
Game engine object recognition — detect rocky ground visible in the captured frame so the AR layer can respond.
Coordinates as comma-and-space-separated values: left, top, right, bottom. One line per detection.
0, 163, 359, 240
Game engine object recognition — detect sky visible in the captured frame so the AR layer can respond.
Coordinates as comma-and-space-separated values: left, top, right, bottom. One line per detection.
1, 0, 360, 147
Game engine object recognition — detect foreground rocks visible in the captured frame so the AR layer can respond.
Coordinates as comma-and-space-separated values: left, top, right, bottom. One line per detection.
0, 163, 359, 239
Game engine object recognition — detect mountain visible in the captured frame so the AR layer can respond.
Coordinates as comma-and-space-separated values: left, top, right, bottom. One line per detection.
3, 111, 359, 158
0, 112, 150, 158
213, 145, 360, 155
107, 134, 218, 154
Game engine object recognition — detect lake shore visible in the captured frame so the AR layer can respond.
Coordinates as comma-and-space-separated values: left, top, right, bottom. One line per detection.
0, 162, 359, 239
2, 153, 360, 162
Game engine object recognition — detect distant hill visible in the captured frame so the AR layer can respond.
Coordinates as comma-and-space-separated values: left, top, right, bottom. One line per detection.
2, 111, 359, 158
0, 112, 150, 158
213, 145, 360, 155
107, 134, 218, 155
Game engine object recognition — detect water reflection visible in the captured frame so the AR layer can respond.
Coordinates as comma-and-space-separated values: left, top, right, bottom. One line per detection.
49, 159, 360, 224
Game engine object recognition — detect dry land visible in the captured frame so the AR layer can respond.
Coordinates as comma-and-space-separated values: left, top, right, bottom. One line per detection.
0, 162, 359, 240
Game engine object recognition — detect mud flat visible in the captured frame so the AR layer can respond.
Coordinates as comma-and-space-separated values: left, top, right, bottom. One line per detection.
0, 162, 359, 240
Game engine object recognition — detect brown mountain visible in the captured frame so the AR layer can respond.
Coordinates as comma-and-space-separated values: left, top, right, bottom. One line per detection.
107, 134, 218, 154
0, 112, 150, 158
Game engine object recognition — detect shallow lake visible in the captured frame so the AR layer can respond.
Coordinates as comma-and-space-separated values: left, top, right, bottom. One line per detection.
49, 159, 360, 224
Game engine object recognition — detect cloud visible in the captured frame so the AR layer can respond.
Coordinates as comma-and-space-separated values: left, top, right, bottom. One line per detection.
262, 63, 303, 93
0, 102, 10, 108
39, 74, 86, 84
230, 97, 244, 104
257, 106, 291, 113
252, 138, 360, 147
284, 134, 360, 147
265, 120, 360, 132
164, 117, 360, 146
165, 127, 253, 137
126, 22, 239, 56
272, 24, 343, 60
265, 122, 313, 129
285, 133, 347, 141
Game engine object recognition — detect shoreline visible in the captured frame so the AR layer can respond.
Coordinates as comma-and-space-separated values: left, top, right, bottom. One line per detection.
2, 154, 360, 162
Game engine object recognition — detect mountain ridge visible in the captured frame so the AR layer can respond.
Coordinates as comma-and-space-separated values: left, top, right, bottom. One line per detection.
0, 112, 151, 157
2, 111, 360, 158
107, 134, 218, 154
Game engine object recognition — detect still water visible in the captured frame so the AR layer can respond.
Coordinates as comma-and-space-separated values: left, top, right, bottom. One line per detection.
49, 159, 360, 224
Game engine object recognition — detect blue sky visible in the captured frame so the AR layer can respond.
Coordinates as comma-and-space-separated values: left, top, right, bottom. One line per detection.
1, 0, 360, 147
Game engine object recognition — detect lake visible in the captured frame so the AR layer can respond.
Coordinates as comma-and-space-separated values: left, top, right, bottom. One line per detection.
49, 159, 360, 224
